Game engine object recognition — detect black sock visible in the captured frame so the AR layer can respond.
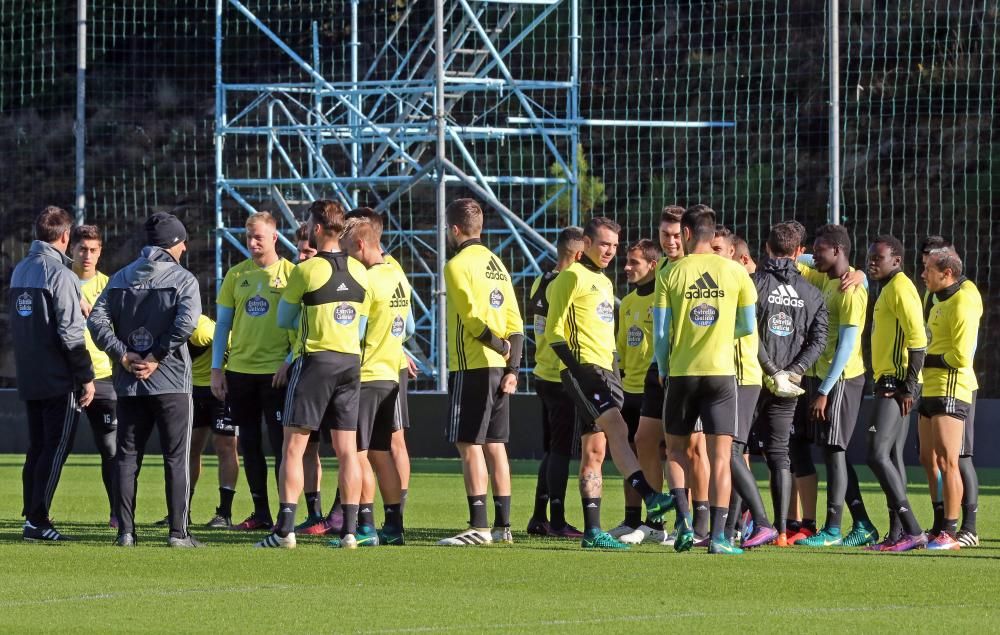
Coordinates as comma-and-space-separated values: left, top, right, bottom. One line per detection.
532, 454, 550, 522
942, 518, 958, 537
887, 508, 902, 541
643, 516, 664, 531
218, 487, 235, 517
547, 453, 570, 528
550, 496, 566, 529
532, 493, 549, 523
802, 518, 817, 533
327, 488, 342, 517
624, 506, 642, 529
960, 503, 977, 534
709, 506, 728, 541
400, 489, 408, 514
493, 495, 511, 528
845, 464, 871, 525
693, 500, 709, 537
468, 495, 488, 529
384, 503, 403, 531
897, 501, 922, 537
251, 492, 270, 519
626, 471, 656, 500
931, 501, 944, 534
358, 502, 375, 529
582, 497, 602, 533
671, 488, 691, 530
786, 519, 801, 533
305, 491, 323, 518
825, 504, 843, 533
341, 504, 359, 537
275, 502, 297, 537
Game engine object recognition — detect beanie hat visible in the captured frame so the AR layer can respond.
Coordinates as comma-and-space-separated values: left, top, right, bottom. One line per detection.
145, 212, 188, 248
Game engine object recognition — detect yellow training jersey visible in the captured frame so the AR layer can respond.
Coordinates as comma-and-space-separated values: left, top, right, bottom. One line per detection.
80, 272, 113, 380
528, 271, 561, 383
652, 256, 679, 310
217, 258, 297, 374
384, 251, 411, 372
798, 263, 867, 380
361, 262, 411, 382
617, 280, 655, 393
924, 281, 982, 403
661, 253, 758, 377
189, 314, 216, 387
546, 258, 617, 372
282, 251, 370, 356
924, 279, 980, 391
444, 240, 523, 372
871, 271, 926, 382
735, 331, 762, 386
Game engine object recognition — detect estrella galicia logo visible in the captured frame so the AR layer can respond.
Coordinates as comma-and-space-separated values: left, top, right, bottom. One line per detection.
685, 272, 725, 299
127, 326, 154, 352
627, 325, 643, 347
533, 315, 546, 334
391, 315, 405, 337
485, 258, 508, 281
334, 302, 357, 325
489, 288, 504, 308
768, 311, 793, 337
245, 294, 270, 317
15, 292, 32, 317
596, 300, 614, 323
689, 303, 719, 327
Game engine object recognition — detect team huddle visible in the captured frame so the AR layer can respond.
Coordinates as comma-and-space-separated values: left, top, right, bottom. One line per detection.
8, 200, 982, 553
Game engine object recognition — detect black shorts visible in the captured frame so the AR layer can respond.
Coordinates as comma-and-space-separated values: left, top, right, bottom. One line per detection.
392, 367, 410, 432
535, 378, 579, 457
84, 378, 117, 434
192, 386, 235, 437
358, 381, 399, 452
791, 376, 820, 442
447, 367, 510, 444
560, 364, 624, 436
284, 351, 361, 432
663, 375, 738, 437
621, 391, 643, 444
814, 374, 865, 450
640, 364, 664, 419
735, 385, 762, 444
226, 370, 286, 430
919, 396, 972, 423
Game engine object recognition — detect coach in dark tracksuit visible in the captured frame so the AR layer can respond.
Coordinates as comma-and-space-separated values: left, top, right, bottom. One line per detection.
88, 212, 202, 547
9, 207, 96, 542
753, 223, 829, 536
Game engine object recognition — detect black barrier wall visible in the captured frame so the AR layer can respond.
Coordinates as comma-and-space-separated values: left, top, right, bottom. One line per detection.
0, 390, 996, 467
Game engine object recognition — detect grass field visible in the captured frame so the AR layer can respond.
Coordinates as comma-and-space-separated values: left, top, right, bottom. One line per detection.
1, 453, 997, 633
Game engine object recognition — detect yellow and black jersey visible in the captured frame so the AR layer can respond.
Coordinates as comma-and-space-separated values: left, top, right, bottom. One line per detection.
80, 271, 113, 380
661, 253, 757, 377
617, 280, 655, 393
871, 271, 926, 382
924, 281, 981, 402
528, 271, 561, 383
383, 251, 412, 372
361, 262, 412, 382
652, 256, 679, 311
923, 278, 979, 391
444, 240, 523, 372
217, 258, 297, 374
282, 251, 370, 356
188, 314, 217, 388
735, 331, 762, 386
546, 257, 617, 372
799, 264, 867, 380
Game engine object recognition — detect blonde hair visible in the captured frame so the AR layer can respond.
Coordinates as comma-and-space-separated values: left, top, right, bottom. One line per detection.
245, 211, 277, 231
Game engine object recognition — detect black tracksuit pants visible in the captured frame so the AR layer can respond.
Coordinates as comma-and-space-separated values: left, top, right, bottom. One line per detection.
22, 393, 80, 526
116, 393, 192, 539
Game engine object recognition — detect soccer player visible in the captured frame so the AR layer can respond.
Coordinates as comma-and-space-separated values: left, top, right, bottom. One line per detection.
71, 224, 118, 527
751, 222, 828, 547
611, 238, 668, 545
861, 235, 928, 551
296, 222, 318, 262
188, 313, 241, 528
919, 247, 982, 550
653, 205, 758, 555
437, 199, 523, 547
341, 215, 412, 545
255, 200, 370, 549
88, 212, 202, 547
211, 211, 296, 531
10, 207, 96, 541
918, 237, 980, 547
526, 227, 585, 539
547, 216, 676, 550
794, 224, 877, 547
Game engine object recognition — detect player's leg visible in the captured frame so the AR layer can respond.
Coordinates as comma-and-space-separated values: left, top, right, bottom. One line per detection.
23, 394, 81, 542
957, 393, 978, 546
832, 377, 877, 546
84, 389, 118, 526
256, 426, 311, 549
188, 426, 211, 518
578, 431, 622, 548
296, 434, 325, 531
865, 396, 921, 549
927, 413, 965, 550
613, 393, 651, 541
354, 381, 397, 546
325, 363, 364, 548
370, 394, 404, 544
114, 397, 155, 545
208, 418, 239, 528
731, 386, 776, 548
687, 431, 711, 541
542, 381, 578, 537
759, 393, 796, 544
528, 385, 552, 534
788, 380, 818, 543
227, 372, 272, 529
800, 378, 852, 547
392, 366, 412, 511
155, 394, 196, 545
483, 369, 513, 543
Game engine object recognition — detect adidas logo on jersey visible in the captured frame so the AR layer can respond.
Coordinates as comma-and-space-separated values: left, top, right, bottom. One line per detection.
767, 284, 805, 308
685, 272, 725, 299
485, 257, 508, 281
240, 280, 250, 288
337, 282, 349, 292
389, 282, 409, 308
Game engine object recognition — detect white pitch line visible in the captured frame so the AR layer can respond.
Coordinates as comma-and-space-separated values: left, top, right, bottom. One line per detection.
0, 584, 292, 609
